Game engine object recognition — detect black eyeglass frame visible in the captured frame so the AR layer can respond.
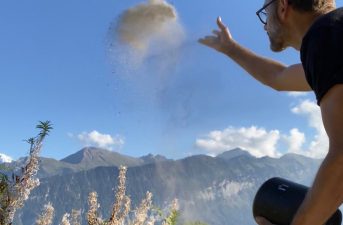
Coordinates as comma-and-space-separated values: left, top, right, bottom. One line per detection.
256, 0, 278, 25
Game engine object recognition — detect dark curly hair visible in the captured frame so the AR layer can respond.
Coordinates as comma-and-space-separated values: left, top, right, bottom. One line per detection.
270, 0, 336, 13
288, 0, 336, 12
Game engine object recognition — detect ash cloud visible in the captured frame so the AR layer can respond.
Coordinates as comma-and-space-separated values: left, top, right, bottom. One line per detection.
108, 0, 196, 150
109, 0, 185, 66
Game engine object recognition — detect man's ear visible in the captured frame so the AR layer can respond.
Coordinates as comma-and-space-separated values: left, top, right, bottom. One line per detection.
277, 0, 289, 22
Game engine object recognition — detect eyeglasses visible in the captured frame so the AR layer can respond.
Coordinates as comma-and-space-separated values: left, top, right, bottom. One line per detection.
256, 0, 278, 25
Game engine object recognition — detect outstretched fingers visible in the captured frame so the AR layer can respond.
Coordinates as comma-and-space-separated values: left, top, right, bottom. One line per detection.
198, 16, 232, 52
217, 17, 227, 31
198, 35, 217, 46
212, 30, 220, 36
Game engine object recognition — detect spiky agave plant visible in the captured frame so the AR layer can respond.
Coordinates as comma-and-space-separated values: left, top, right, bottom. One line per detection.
0, 121, 53, 225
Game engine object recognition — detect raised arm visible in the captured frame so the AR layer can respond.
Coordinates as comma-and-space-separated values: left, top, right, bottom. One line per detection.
199, 17, 312, 92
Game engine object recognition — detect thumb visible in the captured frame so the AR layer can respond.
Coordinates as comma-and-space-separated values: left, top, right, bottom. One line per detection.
217, 16, 227, 31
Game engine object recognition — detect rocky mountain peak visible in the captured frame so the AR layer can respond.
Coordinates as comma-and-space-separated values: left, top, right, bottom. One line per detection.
139, 153, 168, 164
216, 148, 253, 160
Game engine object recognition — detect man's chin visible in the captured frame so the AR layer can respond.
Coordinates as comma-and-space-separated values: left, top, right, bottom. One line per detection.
270, 42, 285, 52
270, 46, 284, 52
268, 37, 285, 52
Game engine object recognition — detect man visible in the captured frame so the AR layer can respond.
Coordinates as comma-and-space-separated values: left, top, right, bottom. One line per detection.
199, 0, 343, 225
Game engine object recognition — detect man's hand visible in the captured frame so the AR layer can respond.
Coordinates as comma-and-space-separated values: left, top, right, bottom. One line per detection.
198, 17, 235, 54
255, 217, 276, 225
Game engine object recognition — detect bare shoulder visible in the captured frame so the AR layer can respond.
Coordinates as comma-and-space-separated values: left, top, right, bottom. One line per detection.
273, 63, 312, 92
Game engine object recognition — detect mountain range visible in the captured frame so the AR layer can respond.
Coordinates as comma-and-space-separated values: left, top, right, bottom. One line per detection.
8, 147, 169, 179
6, 147, 326, 225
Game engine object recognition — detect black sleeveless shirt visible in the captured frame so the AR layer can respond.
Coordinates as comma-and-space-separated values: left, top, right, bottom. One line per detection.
300, 7, 343, 105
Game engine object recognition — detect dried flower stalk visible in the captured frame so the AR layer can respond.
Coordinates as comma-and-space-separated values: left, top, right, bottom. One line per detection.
131, 192, 153, 225
85, 165, 180, 225
36, 202, 55, 225
115, 195, 131, 225
145, 216, 156, 225
71, 209, 81, 225
87, 192, 103, 225
88, 166, 132, 225
61, 213, 71, 225
108, 166, 128, 225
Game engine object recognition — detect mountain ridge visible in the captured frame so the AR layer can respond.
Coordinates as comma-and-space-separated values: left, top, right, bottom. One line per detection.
60, 146, 143, 167
6, 147, 173, 178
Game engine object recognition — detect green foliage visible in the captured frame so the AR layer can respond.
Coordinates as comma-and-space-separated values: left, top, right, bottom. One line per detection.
36, 120, 53, 138
0, 173, 8, 192
0, 164, 9, 171
164, 210, 179, 225
24, 137, 35, 145
151, 205, 163, 217
0, 165, 10, 211
0, 173, 9, 225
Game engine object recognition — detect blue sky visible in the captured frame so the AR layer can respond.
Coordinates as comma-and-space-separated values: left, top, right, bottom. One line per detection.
1, 0, 342, 161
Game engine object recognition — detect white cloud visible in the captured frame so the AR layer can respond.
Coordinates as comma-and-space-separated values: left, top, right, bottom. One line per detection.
76, 130, 125, 150
0, 153, 13, 163
282, 128, 306, 155
287, 92, 309, 97
195, 99, 328, 159
195, 126, 281, 158
291, 100, 328, 158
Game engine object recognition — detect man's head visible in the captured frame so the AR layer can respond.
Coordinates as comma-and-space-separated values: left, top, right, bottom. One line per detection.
257, 0, 336, 52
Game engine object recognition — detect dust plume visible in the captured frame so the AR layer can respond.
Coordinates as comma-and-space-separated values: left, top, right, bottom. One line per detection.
108, 0, 185, 66
108, 0, 196, 155
117, 0, 176, 49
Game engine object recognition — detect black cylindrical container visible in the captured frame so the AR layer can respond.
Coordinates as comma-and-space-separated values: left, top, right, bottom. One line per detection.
253, 177, 342, 225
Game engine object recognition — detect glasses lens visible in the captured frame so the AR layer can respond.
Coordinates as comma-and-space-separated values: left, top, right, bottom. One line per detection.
259, 11, 267, 24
